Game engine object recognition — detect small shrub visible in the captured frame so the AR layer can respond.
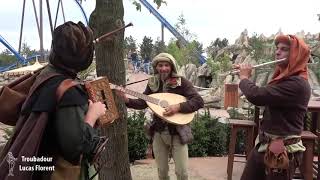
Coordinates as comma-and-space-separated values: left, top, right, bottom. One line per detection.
189, 113, 210, 157
127, 111, 149, 162
206, 120, 229, 156
189, 111, 229, 157
127, 110, 245, 160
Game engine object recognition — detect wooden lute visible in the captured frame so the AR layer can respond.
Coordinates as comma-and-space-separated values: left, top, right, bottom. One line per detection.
111, 84, 195, 125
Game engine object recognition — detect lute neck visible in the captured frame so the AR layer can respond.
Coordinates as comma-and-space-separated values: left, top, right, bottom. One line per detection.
124, 88, 159, 105
112, 83, 160, 105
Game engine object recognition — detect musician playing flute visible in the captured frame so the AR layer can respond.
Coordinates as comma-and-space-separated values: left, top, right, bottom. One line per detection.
238, 35, 311, 180
117, 53, 204, 180
0, 21, 106, 180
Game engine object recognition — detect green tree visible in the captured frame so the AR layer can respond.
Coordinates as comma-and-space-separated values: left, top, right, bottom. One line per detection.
167, 39, 203, 66
139, 36, 153, 59
171, 14, 204, 66
124, 35, 137, 51
248, 33, 271, 63
213, 38, 228, 48
89, 1, 130, 179
21, 42, 34, 58
206, 38, 229, 58
153, 37, 166, 56
167, 39, 184, 65
132, 0, 167, 11
185, 40, 203, 66
0, 49, 17, 66
123, 35, 137, 58
89, 0, 166, 179
2, 49, 12, 56
207, 52, 232, 78
175, 14, 195, 41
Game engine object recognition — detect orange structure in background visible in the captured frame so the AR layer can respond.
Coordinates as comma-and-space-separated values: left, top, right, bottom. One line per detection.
224, 83, 239, 109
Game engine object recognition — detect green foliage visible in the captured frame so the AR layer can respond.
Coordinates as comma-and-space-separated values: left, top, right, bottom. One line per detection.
2, 49, 12, 56
171, 14, 204, 66
214, 38, 229, 49
126, 111, 247, 161
127, 111, 149, 163
132, 1, 142, 11
248, 33, 264, 61
153, 0, 167, 8
132, 0, 166, 11
21, 42, 36, 58
153, 38, 167, 56
184, 40, 203, 66
167, 39, 184, 65
189, 111, 229, 157
124, 35, 137, 56
248, 33, 273, 63
0, 50, 17, 66
174, 14, 195, 41
139, 36, 153, 59
207, 52, 232, 78
166, 39, 203, 66
206, 38, 229, 58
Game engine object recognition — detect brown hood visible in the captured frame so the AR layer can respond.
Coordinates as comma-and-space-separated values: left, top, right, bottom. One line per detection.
269, 35, 310, 84
49, 21, 94, 74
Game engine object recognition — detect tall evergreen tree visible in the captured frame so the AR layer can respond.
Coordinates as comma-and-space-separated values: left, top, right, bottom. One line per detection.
139, 36, 153, 59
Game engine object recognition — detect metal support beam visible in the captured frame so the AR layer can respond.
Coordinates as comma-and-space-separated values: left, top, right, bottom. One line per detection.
40, 0, 44, 61
18, 0, 26, 54
161, 23, 164, 43
46, 0, 54, 35
60, 0, 66, 23
32, 0, 41, 38
54, 0, 61, 29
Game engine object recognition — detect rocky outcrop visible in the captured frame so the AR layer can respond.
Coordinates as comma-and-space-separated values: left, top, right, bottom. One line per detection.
235, 29, 250, 48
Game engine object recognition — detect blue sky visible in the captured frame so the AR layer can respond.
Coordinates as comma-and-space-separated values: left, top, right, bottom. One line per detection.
1, 0, 320, 52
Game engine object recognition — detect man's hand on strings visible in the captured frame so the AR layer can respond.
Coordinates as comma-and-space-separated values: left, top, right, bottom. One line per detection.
163, 104, 180, 116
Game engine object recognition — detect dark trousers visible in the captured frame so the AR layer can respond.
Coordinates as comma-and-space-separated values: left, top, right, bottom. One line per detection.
240, 147, 302, 180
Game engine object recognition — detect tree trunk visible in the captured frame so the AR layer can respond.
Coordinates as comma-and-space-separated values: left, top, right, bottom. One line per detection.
89, 0, 132, 179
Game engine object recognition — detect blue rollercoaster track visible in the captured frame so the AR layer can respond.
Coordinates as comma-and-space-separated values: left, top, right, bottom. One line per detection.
138, 0, 206, 64
0, 0, 88, 72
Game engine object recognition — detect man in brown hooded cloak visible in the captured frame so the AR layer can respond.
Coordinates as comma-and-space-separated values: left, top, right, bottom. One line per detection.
0, 21, 106, 180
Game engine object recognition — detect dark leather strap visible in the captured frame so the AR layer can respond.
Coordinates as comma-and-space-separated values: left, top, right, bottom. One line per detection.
56, 79, 79, 102
21, 72, 63, 111
259, 131, 301, 146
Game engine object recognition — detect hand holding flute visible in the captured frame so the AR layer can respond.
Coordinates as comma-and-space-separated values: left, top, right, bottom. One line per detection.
233, 64, 254, 80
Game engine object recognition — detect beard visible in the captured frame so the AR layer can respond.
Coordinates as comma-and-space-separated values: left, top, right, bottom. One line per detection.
160, 72, 170, 81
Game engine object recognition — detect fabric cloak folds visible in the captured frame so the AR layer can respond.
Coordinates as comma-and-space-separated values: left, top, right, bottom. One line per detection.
0, 71, 65, 180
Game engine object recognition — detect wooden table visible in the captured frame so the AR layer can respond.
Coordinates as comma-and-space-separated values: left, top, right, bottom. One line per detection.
308, 100, 320, 132
307, 100, 320, 180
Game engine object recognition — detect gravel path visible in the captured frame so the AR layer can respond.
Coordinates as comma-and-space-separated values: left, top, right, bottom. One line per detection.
131, 157, 246, 180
